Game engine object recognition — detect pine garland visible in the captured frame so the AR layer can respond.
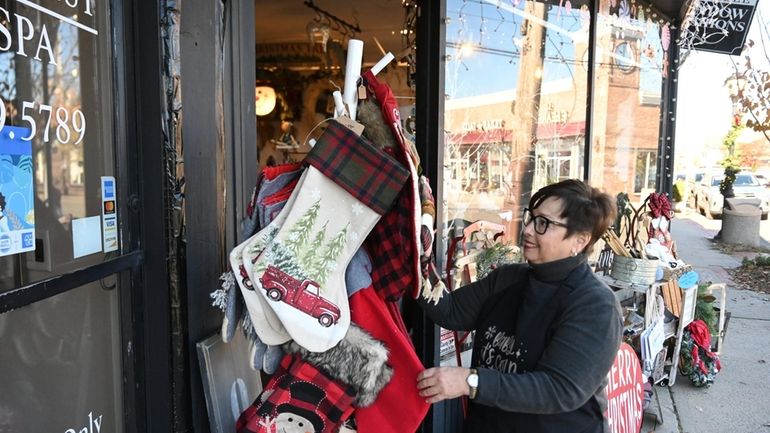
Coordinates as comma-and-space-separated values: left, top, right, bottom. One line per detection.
475, 243, 521, 279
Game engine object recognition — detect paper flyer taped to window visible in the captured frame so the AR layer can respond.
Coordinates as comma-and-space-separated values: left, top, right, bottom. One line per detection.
0, 126, 36, 257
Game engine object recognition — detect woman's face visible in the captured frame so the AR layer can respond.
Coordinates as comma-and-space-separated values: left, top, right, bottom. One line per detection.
522, 197, 589, 264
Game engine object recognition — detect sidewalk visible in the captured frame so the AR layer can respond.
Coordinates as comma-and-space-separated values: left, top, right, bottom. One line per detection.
641, 215, 770, 433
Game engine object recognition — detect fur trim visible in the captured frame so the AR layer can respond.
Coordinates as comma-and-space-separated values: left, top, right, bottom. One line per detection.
357, 99, 398, 150
282, 324, 393, 407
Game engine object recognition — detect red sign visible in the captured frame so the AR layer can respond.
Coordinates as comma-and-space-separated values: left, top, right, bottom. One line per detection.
604, 343, 644, 433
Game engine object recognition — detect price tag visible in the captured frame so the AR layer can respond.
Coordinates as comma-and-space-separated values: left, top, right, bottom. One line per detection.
336, 115, 365, 137
358, 83, 367, 100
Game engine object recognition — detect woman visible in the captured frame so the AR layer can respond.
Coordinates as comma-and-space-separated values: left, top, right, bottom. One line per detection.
417, 179, 622, 433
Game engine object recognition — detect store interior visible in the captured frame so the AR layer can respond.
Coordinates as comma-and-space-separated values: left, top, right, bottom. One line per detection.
253, 0, 416, 167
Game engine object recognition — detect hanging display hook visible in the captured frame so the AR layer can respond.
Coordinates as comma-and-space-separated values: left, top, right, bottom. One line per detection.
304, 0, 362, 37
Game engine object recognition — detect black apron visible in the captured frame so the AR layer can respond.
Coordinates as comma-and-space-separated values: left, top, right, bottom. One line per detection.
463, 275, 603, 433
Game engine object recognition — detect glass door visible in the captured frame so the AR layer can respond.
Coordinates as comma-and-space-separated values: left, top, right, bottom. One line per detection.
0, 1, 127, 431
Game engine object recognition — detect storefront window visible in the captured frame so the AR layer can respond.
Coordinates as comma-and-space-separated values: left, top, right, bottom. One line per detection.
442, 0, 590, 247
0, 2, 122, 431
589, 0, 669, 202
0, 0, 116, 292
0, 277, 123, 432
635, 150, 657, 193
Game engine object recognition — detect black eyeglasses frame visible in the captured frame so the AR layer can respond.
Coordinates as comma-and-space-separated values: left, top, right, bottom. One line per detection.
522, 208, 569, 235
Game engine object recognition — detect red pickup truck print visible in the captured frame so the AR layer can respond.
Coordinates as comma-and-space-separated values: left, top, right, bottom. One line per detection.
259, 265, 341, 327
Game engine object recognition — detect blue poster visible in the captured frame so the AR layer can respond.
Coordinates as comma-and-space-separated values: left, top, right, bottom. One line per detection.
0, 126, 35, 257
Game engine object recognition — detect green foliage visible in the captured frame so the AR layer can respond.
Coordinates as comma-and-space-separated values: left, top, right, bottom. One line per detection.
673, 179, 686, 202
475, 243, 521, 279
695, 282, 718, 334
719, 124, 744, 197
742, 254, 770, 267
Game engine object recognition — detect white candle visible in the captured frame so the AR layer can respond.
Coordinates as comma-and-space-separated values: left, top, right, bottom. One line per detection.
370, 52, 395, 76
343, 39, 364, 121
332, 90, 345, 117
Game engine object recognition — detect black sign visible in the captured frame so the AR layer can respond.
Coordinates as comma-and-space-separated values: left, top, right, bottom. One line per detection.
687, 0, 757, 55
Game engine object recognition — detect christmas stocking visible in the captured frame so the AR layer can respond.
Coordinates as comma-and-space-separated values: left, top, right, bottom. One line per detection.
232, 169, 309, 345
236, 353, 357, 433
349, 286, 429, 433
360, 70, 422, 302
249, 120, 408, 352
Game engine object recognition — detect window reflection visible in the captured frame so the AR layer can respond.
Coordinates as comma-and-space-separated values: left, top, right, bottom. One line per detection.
0, 278, 122, 433
441, 0, 671, 261
442, 0, 590, 248
0, 1, 114, 291
590, 0, 667, 201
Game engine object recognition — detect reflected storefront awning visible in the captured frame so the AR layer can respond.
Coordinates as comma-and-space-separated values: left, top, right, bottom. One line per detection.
448, 123, 586, 144
448, 129, 512, 144
536, 121, 585, 140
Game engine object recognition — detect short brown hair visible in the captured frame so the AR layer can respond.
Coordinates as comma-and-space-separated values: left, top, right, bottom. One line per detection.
528, 179, 616, 251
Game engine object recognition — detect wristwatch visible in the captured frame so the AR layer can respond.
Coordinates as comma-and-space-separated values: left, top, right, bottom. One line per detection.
467, 368, 479, 400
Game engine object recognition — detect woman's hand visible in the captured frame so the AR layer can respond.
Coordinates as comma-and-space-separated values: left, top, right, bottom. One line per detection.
416, 367, 471, 404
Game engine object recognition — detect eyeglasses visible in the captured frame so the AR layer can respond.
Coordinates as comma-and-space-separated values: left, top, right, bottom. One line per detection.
523, 208, 569, 235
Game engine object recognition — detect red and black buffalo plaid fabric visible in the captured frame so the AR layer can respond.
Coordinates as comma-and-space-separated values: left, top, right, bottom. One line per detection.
236, 353, 356, 433
365, 147, 421, 302
305, 120, 408, 216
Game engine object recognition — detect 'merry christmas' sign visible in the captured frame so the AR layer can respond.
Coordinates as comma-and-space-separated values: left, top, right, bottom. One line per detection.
604, 343, 644, 433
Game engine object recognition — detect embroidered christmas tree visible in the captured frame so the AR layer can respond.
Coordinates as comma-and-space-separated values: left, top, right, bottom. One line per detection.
286, 200, 320, 257
300, 221, 329, 270
307, 224, 349, 286
255, 200, 350, 295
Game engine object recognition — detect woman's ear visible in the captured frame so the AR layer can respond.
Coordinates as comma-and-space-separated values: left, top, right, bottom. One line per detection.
575, 232, 591, 252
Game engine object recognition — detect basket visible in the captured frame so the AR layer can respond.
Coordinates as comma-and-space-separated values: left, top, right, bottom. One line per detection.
610, 256, 658, 285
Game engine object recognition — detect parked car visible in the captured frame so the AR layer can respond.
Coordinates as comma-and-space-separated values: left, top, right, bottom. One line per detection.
686, 171, 705, 209
756, 173, 770, 188
694, 172, 769, 219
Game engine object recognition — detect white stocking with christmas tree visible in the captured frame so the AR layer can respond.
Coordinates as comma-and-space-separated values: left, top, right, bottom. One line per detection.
248, 120, 408, 352
232, 170, 308, 345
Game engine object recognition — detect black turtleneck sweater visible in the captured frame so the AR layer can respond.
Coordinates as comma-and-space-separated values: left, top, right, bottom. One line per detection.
420, 254, 622, 433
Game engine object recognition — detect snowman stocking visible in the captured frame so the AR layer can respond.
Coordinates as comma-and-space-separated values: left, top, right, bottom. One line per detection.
250, 120, 408, 352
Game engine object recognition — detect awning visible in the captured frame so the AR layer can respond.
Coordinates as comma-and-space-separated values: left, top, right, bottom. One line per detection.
536, 121, 585, 140
447, 129, 512, 145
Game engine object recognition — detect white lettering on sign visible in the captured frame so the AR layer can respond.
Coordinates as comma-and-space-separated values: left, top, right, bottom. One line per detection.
0, 7, 56, 65
462, 119, 505, 131
63, 411, 103, 433
691, 3, 753, 33
0, 0, 97, 65
604, 344, 644, 433
0, 96, 87, 145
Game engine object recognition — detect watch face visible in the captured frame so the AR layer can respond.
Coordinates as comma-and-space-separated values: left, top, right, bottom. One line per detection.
467, 373, 479, 387
613, 42, 635, 73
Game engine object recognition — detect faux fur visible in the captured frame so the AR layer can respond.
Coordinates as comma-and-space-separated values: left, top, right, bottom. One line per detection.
357, 99, 398, 150
282, 324, 393, 407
